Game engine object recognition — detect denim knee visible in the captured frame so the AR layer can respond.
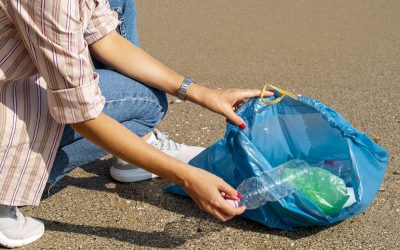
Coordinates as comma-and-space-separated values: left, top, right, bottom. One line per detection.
154, 89, 168, 119
97, 68, 168, 136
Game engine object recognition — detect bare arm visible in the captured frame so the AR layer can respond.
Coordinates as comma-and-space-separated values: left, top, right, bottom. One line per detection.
89, 31, 274, 126
71, 113, 246, 221
73, 31, 274, 220
89, 31, 185, 98
71, 113, 187, 184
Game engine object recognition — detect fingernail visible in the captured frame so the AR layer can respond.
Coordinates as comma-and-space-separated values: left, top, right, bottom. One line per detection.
237, 192, 243, 199
239, 123, 246, 129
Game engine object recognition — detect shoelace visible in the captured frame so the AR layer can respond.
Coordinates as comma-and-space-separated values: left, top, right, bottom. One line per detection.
152, 130, 181, 150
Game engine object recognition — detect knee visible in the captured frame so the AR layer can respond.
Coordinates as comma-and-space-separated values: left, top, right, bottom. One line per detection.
147, 91, 168, 127
107, 96, 166, 126
97, 69, 168, 128
155, 90, 168, 118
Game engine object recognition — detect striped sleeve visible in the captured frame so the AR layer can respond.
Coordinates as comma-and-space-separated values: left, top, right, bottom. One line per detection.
7, 0, 106, 124
84, 0, 120, 45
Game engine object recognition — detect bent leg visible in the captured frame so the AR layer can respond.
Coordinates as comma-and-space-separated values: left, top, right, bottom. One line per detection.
49, 0, 168, 183
48, 70, 168, 183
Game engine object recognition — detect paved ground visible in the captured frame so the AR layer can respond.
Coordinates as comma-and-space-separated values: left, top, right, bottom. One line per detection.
17, 0, 400, 249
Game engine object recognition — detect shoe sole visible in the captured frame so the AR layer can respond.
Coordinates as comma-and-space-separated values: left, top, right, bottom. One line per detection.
0, 229, 44, 248
110, 166, 158, 183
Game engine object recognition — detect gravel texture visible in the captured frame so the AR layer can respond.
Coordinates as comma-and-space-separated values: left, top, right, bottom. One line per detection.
14, 0, 400, 249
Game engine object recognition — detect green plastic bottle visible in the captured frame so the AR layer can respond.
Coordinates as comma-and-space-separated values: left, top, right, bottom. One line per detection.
282, 160, 350, 216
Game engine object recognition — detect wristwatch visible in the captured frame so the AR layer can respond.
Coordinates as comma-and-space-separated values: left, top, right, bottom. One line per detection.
177, 77, 195, 101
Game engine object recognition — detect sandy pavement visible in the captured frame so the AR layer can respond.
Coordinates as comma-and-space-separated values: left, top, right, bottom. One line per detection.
16, 0, 400, 249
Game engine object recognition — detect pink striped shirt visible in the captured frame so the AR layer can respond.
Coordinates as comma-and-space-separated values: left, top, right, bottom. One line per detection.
0, 0, 119, 206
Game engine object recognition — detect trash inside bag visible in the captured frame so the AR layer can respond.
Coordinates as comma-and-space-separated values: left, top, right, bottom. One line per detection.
234, 159, 350, 215
281, 160, 350, 216
166, 85, 388, 230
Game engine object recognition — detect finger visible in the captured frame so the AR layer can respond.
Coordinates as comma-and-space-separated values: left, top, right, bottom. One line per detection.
211, 208, 232, 221
216, 195, 246, 217
234, 89, 274, 100
233, 100, 244, 110
225, 202, 246, 215
221, 193, 235, 199
217, 182, 247, 215
219, 206, 246, 220
261, 90, 275, 97
218, 180, 240, 200
225, 108, 246, 128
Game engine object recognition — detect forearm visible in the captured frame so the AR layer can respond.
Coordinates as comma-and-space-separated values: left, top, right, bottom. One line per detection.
90, 31, 208, 104
89, 31, 272, 127
90, 31, 184, 96
71, 113, 189, 185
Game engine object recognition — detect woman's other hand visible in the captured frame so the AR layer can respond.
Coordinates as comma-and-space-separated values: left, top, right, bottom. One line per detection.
181, 166, 246, 221
187, 85, 274, 128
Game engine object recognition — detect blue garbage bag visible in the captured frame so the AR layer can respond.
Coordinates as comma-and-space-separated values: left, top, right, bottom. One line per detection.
166, 86, 388, 231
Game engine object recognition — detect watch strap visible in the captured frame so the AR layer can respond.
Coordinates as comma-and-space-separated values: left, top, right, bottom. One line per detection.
177, 77, 195, 101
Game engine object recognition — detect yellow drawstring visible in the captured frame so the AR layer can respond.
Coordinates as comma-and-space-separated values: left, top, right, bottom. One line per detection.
260, 83, 299, 105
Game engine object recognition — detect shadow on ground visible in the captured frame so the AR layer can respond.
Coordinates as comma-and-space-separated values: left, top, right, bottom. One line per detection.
41, 158, 333, 247
40, 218, 185, 248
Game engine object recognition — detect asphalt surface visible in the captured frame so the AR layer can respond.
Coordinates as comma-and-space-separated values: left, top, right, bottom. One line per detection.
16, 0, 400, 249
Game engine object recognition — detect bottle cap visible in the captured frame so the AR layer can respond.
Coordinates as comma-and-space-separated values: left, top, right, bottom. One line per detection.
325, 160, 338, 166
225, 198, 240, 208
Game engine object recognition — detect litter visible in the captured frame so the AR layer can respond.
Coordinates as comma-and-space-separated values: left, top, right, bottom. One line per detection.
167, 84, 388, 230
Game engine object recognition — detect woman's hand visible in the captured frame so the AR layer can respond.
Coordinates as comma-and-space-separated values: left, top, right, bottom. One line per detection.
181, 166, 246, 221
187, 85, 274, 127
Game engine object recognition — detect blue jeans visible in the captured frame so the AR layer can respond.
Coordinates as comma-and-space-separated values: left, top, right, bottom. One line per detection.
48, 0, 168, 184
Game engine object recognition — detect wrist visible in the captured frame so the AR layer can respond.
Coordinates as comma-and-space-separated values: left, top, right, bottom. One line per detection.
172, 164, 194, 187
186, 83, 209, 105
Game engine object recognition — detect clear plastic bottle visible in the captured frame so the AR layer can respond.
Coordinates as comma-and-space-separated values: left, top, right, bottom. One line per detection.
234, 160, 313, 209
318, 160, 352, 186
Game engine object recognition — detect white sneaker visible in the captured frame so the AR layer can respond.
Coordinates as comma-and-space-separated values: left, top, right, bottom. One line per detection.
0, 205, 44, 248
110, 129, 205, 183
